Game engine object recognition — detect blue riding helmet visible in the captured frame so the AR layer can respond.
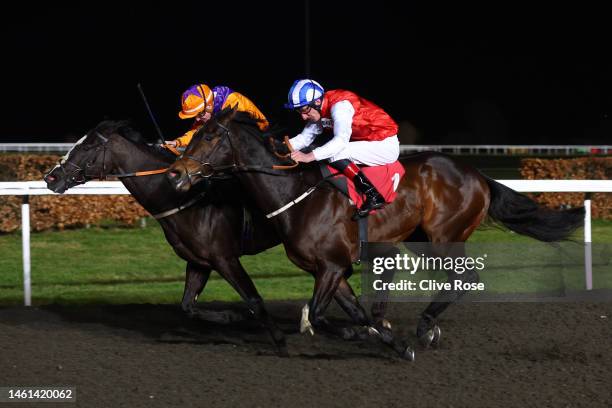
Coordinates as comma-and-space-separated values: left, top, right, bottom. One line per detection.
284, 79, 324, 109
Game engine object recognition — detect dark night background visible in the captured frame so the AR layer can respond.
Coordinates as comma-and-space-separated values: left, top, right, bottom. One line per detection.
0, 2, 610, 145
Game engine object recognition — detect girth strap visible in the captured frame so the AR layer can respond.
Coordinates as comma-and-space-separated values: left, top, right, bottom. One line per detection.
356, 216, 368, 265
240, 206, 254, 253
152, 191, 208, 219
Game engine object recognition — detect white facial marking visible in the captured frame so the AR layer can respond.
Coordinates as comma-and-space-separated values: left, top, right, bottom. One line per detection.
60, 134, 88, 164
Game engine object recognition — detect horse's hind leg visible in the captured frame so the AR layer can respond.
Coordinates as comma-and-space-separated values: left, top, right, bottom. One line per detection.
416, 242, 479, 348
369, 246, 404, 328
416, 194, 488, 348
181, 262, 212, 316
370, 226, 429, 329
213, 257, 288, 357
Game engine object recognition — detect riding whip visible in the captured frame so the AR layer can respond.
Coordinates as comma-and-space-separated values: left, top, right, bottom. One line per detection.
137, 82, 166, 144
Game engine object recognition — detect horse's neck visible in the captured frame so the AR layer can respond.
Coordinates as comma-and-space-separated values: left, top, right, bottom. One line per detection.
235, 143, 320, 226
110, 139, 178, 214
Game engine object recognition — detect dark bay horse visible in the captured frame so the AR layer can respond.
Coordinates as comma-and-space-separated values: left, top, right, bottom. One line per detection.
44, 120, 386, 356
165, 108, 585, 355
43, 120, 293, 353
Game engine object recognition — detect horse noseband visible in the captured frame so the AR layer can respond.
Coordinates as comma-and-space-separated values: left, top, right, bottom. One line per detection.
198, 163, 216, 178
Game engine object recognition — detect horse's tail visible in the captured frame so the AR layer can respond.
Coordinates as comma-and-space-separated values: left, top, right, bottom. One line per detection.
484, 176, 585, 242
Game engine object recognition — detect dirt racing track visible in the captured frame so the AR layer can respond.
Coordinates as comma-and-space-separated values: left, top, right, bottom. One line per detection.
1, 301, 611, 407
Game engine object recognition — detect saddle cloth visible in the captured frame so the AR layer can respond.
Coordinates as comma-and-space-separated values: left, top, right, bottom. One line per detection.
321, 161, 405, 210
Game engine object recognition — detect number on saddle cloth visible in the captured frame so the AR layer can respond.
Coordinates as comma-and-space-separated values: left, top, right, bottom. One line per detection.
319, 161, 405, 209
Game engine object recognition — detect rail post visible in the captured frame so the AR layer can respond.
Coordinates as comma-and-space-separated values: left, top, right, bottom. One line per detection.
584, 197, 592, 290
21, 195, 31, 306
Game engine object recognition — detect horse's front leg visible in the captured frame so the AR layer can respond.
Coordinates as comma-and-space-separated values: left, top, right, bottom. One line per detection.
301, 262, 368, 334
304, 262, 345, 336
181, 262, 212, 316
213, 257, 288, 357
303, 273, 370, 340
305, 264, 415, 360
329, 275, 370, 339
370, 270, 395, 329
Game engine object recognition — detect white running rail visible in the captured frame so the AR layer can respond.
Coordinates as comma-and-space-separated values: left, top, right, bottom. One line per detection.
1, 143, 611, 155
1, 179, 611, 305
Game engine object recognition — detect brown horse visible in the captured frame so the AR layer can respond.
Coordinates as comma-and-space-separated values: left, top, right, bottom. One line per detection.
166, 108, 584, 357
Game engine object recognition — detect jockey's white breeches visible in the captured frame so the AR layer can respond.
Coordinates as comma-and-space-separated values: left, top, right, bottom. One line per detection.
328, 135, 400, 166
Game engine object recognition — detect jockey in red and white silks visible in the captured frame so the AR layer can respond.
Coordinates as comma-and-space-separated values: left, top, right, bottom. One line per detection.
284, 79, 400, 217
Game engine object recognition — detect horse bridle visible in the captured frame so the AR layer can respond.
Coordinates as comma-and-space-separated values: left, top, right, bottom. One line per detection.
179, 121, 298, 183
57, 132, 168, 184
56, 132, 112, 184
180, 122, 239, 181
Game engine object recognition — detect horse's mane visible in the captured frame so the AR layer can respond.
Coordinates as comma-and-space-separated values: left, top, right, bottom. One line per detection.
212, 108, 265, 133
93, 120, 176, 161
190, 108, 268, 145
186, 108, 297, 171
93, 120, 145, 143
209, 108, 285, 140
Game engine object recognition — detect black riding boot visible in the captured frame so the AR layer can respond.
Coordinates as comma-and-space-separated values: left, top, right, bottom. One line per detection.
353, 171, 385, 217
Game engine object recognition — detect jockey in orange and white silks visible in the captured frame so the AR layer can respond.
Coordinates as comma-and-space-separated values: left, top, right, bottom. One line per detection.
168, 84, 269, 148
285, 79, 400, 217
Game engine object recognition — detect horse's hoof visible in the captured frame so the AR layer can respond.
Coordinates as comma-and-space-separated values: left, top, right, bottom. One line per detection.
299, 304, 315, 336
403, 346, 416, 361
382, 319, 392, 330
431, 325, 442, 348
276, 345, 290, 358
355, 326, 371, 340
367, 326, 381, 338
419, 328, 435, 348
340, 327, 357, 340
272, 335, 288, 356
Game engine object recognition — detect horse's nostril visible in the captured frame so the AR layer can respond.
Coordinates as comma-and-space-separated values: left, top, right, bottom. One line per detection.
45, 174, 56, 183
167, 170, 180, 179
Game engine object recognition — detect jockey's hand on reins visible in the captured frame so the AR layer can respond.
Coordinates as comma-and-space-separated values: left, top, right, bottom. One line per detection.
269, 136, 300, 170
289, 150, 315, 163
267, 135, 300, 169
269, 136, 291, 158
158, 143, 181, 156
